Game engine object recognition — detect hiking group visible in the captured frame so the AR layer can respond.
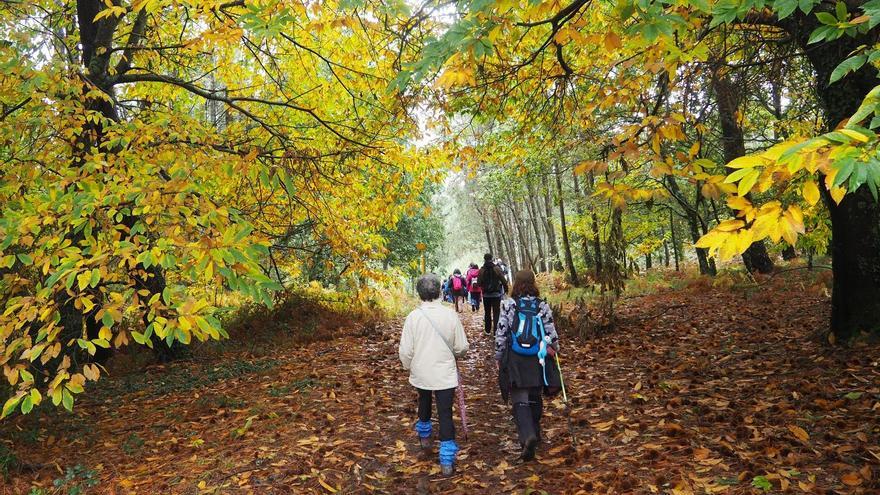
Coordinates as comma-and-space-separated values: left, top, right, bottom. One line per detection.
399, 254, 563, 475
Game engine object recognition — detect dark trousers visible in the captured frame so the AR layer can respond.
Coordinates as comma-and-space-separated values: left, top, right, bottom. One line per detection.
417, 388, 455, 441
511, 386, 543, 443
469, 291, 481, 310
483, 296, 502, 334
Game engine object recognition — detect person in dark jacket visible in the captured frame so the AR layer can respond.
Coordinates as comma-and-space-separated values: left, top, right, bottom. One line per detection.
495, 269, 559, 461
477, 253, 509, 335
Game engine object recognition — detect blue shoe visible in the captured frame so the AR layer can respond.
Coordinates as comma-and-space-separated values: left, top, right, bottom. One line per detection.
415, 420, 432, 450
439, 439, 458, 474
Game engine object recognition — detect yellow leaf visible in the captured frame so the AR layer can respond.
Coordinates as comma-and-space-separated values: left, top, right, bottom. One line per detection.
715, 219, 745, 232
839, 128, 869, 143
727, 196, 752, 211
802, 180, 820, 206
787, 425, 809, 442
318, 477, 338, 493
727, 154, 763, 169
737, 169, 760, 196
830, 186, 846, 204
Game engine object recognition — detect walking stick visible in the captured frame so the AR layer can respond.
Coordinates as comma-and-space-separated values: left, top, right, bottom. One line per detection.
555, 354, 577, 447
456, 368, 469, 440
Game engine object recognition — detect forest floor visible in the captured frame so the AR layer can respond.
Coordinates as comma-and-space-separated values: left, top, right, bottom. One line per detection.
2, 271, 879, 494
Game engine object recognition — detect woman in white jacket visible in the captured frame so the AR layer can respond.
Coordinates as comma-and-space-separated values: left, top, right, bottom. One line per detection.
399, 273, 469, 475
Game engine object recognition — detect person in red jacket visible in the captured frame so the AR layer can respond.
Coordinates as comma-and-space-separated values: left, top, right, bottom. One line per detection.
448, 269, 467, 313
465, 263, 482, 312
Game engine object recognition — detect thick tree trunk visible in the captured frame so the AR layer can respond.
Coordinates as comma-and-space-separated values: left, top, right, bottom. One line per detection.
711, 68, 775, 274
554, 163, 579, 286
797, 16, 880, 339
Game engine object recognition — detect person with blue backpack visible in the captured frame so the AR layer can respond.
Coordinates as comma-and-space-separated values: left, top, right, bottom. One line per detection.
495, 269, 561, 462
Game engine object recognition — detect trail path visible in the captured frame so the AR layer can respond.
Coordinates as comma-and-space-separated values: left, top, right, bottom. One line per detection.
4, 278, 879, 494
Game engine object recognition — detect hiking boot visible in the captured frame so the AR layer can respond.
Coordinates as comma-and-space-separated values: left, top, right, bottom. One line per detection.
530, 400, 543, 444
520, 436, 538, 461
441, 463, 455, 476
419, 436, 432, 450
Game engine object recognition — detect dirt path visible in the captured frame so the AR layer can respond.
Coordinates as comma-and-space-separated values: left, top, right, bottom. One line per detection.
4, 278, 879, 494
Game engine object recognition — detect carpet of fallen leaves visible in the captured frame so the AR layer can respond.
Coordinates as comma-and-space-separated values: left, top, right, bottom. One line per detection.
2, 273, 879, 494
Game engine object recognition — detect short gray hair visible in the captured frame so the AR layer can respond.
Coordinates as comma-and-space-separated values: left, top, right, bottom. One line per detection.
416, 273, 442, 301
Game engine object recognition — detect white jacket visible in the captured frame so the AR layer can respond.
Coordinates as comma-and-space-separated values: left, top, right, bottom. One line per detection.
399, 300, 469, 390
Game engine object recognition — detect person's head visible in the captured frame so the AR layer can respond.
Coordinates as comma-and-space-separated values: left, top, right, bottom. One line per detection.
510, 270, 540, 299
470, 263, 477, 269
484, 253, 493, 263
416, 273, 442, 301
453, 268, 461, 275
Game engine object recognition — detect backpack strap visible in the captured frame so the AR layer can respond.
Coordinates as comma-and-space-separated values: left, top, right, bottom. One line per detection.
417, 307, 455, 356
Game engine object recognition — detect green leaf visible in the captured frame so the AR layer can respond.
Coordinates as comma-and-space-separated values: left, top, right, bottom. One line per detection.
816, 11, 839, 25
16, 253, 33, 266
1, 395, 22, 418
830, 54, 867, 84
20, 395, 33, 414
835, 1, 847, 21
61, 388, 74, 411
774, 0, 798, 18
751, 476, 772, 491
844, 391, 863, 399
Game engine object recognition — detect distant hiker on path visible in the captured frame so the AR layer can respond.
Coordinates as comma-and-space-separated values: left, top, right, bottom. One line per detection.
465, 263, 482, 312
478, 253, 509, 336
399, 274, 470, 475
495, 269, 560, 462
448, 269, 467, 313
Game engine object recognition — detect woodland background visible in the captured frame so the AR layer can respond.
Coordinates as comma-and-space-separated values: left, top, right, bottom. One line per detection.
1, 0, 880, 493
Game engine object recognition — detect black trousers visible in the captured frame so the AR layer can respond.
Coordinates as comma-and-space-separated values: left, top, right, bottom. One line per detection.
483, 296, 502, 334
417, 388, 455, 441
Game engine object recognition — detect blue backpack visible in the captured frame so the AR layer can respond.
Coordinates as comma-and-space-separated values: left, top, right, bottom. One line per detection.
510, 298, 546, 356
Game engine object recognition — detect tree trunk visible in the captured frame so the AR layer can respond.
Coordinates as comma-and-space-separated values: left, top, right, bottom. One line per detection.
797, 17, 880, 339
572, 171, 595, 276
666, 175, 715, 275
645, 253, 652, 270
541, 174, 563, 271
554, 163, 579, 285
711, 67, 775, 274
508, 197, 534, 271
525, 182, 547, 272
669, 211, 681, 272
663, 239, 670, 268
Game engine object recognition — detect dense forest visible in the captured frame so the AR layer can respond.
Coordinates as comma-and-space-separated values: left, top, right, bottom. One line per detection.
1, 0, 879, 493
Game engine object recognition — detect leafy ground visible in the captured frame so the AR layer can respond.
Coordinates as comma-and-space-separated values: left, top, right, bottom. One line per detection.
2, 272, 878, 494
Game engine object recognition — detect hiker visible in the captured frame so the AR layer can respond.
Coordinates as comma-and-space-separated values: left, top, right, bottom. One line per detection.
495, 269, 560, 462
496, 258, 510, 284
441, 275, 453, 303
478, 253, 509, 335
399, 273, 469, 475
448, 269, 467, 313
465, 263, 482, 312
